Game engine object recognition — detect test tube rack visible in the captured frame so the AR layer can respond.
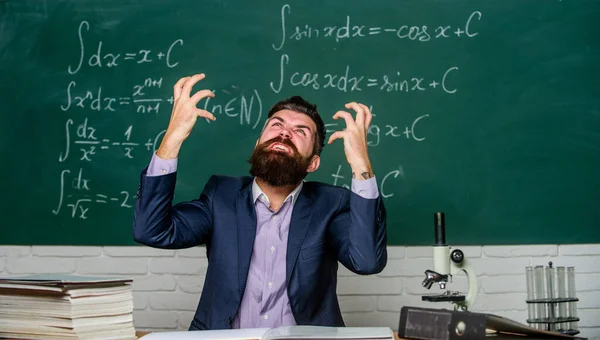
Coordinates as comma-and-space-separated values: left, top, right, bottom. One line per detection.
525, 262, 580, 335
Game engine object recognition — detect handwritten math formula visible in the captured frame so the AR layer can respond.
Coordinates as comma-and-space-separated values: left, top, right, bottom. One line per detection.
52, 4, 484, 219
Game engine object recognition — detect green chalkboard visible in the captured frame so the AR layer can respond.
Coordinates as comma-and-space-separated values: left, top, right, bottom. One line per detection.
1, 0, 598, 246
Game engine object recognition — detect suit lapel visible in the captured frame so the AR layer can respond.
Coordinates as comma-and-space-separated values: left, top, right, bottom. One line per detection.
286, 186, 314, 286
237, 185, 257, 297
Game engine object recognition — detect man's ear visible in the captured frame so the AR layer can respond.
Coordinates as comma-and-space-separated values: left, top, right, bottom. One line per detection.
306, 155, 320, 173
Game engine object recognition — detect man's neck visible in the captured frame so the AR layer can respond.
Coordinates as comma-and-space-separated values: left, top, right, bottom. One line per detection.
255, 177, 298, 212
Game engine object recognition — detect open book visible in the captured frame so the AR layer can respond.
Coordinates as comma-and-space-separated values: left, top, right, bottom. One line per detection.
141, 326, 394, 340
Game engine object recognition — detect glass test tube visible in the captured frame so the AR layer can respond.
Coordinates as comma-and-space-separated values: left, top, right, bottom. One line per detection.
545, 265, 556, 331
534, 265, 547, 330
556, 266, 567, 331
567, 267, 578, 332
525, 266, 537, 326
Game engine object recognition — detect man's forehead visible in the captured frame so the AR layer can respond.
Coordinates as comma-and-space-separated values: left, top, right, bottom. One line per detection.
270, 110, 316, 129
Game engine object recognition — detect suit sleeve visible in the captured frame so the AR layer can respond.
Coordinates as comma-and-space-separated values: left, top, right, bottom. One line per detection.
132, 169, 216, 249
327, 188, 387, 275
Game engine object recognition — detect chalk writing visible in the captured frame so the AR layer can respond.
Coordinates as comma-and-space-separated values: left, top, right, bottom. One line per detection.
68, 20, 182, 74
364, 114, 431, 147
52, 168, 134, 219
330, 165, 403, 197
58, 118, 163, 162
270, 54, 459, 94
273, 4, 482, 50
61, 78, 168, 113
200, 87, 264, 129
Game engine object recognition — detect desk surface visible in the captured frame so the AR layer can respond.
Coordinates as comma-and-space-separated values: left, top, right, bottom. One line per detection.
135, 331, 403, 339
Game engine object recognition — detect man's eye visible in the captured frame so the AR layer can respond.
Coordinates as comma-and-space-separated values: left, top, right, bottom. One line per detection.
273, 122, 282, 127
296, 129, 305, 136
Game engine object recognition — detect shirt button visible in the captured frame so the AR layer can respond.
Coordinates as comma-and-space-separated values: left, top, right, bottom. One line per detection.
161, 169, 167, 174
264, 315, 269, 320
274, 215, 279, 221
271, 246, 275, 253
358, 190, 366, 197
268, 281, 272, 287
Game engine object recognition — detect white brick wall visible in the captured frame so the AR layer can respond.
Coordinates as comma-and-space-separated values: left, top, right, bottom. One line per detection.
1, 245, 598, 339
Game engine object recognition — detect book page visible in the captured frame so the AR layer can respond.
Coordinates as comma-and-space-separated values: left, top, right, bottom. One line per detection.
140, 328, 270, 340
263, 326, 394, 340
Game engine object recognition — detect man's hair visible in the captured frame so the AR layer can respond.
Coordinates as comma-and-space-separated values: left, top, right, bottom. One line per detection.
267, 96, 326, 156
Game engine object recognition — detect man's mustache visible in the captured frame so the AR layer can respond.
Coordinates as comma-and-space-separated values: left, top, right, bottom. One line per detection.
259, 137, 298, 154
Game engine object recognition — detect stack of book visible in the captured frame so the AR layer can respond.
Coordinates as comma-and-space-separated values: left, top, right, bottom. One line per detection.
0, 274, 137, 340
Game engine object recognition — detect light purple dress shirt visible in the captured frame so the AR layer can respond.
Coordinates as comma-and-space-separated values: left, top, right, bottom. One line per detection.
146, 153, 379, 328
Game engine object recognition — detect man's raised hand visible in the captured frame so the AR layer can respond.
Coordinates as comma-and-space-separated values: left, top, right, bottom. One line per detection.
327, 102, 374, 180
157, 74, 215, 159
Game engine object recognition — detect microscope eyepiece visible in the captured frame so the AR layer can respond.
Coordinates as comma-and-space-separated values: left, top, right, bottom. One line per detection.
434, 212, 446, 246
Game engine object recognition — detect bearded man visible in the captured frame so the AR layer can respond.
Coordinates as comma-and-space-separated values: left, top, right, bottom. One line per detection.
133, 74, 387, 331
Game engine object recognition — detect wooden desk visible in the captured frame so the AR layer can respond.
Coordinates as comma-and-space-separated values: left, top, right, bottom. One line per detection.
136, 331, 403, 339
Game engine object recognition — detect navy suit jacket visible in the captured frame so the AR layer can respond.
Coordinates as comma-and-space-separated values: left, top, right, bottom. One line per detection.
133, 171, 387, 330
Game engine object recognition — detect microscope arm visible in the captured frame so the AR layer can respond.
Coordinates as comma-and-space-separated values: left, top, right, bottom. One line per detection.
450, 256, 478, 310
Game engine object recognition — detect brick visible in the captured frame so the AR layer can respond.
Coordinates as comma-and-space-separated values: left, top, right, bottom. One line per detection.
177, 275, 206, 294
387, 246, 405, 259
133, 311, 178, 329
32, 246, 101, 257
77, 258, 147, 275
559, 256, 600, 273
406, 247, 432, 258
177, 311, 195, 331
177, 247, 207, 258
338, 276, 402, 295
576, 274, 600, 291
560, 245, 600, 256
473, 293, 528, 311
578, 292, 600, 309
131, 275, 177, 291
149, 292, 200, 311
342, 311, 400, 329
390, 258, 434, 277
103, 247, 175, 257
484, 245, 558, 257
579, 309, 600, 328
377, 259, 407, 277
480, 274, 526, 293
338, 265, 359, 277
579, 327, 600, 340
0, 246, 30, 256
149, 258, 208, 275
6, 257, 76, 274
133, 292, 148, 310
469, 257, 533, 275
377, 295, 431, 312
338, 296, 376, 312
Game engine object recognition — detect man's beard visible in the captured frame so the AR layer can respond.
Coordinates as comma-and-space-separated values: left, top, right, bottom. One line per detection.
248, 137, 312, 187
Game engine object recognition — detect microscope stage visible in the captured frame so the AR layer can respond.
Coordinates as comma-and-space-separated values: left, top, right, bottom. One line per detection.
422, 292, 466, 302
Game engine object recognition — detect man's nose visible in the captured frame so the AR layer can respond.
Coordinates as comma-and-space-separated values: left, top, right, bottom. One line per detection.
279, 128, 291, 139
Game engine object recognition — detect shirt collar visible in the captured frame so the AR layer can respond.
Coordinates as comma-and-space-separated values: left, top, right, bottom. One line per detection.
252, 178, 304, 207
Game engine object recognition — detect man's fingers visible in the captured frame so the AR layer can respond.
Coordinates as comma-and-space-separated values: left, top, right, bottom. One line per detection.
181, 73, 206, 98
190, 89, 215, 105
197, 109, 216, 121
345, 102, 365, 126
332, 110, 356, 129
358, 103, 372, 129
173, 76, 191, 100
327, 130, 347, 144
